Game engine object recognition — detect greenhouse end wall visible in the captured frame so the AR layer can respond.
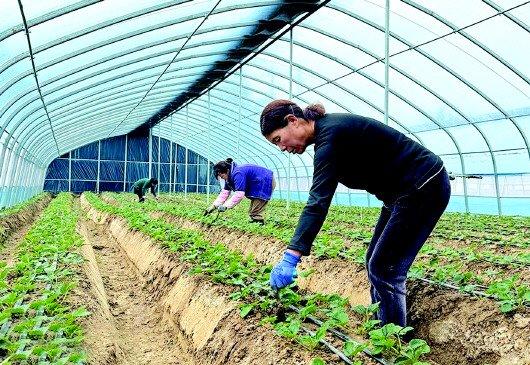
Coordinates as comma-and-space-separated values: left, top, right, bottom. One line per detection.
44, 131, 218, 195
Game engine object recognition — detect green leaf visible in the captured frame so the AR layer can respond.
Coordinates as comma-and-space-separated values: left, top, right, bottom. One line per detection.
343, 341, 367, 357
71, 307, 90, 318
239, 304, 254, 318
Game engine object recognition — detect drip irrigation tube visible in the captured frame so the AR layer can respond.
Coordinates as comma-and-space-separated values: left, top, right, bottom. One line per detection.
415, 277, 497, 299
289, 305, 389, 365
299, 325, 356, 365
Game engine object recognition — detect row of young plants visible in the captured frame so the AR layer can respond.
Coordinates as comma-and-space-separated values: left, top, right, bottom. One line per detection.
120, 193, 530, 314
265, 197, 530, 249
0, 193, 49, 220
171, 193, 529, 262
0, 193, 88, 364
0, 193, 50, 245
86, 192, 431, 365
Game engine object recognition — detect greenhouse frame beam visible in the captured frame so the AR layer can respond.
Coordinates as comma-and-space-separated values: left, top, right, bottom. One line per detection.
247, 54, 426, 145
173, 1, 332, 123
403, 0, 530, 88
284, 28, 472, 209
482, 0, 530, 33
16, 0, 60, 157
110, 0, 228, 137
175, 88, 284, 169
0, 4, 259, 76
1, 59, 211, 125
8, 60, 231, 161
281, 35, 474, 209
315, 3, 526, 214
176, 90, 297, 169
326, 2, 527, 154
0, 0, 102, 43
401, 0, 530, 160
19, 100, 161, 164
3, 30, 279, 161
141, 1, 328, 131
171, 104, 285, 175
2, 8, 288, 162
173, 103, 284, 171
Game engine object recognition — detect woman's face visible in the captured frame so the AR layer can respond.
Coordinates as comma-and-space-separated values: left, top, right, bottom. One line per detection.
218, 172, 228, 180
266, 115, 312, 154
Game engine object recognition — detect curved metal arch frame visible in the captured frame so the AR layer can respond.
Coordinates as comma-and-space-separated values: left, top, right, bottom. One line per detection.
300, 2, 528, 213
0, 0, 192, 44
2, 5, 283, 160
15, 98, 160, 163
1, 62, 214, 140
248, 52, 427, 145
3, 0, 527, 214
272, 32, 472, 208
169, 85, 291, 169
1, 29, 262, 147
159, 106, 286, 180
1, 0, 280, 79
5, 53, 245, 161
33, 87, 277, 166
0, 57, 211, 123
172, 77, 311, 179
3, 60, 204, 154
0, 11, 260, 77
172, 98, 286, 168
399, 0, 530, 160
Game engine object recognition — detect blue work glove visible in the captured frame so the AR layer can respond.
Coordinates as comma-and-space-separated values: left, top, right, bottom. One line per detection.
270, 251, 301, 290
217, 205, 227, 212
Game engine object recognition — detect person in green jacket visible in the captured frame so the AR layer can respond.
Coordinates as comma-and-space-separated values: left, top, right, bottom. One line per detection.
132, 177, 158, 202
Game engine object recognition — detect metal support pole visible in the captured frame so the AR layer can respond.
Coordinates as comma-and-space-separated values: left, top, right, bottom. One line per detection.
96, 140, 101, 193
169, 115, 174, 193
184, 106, 189, 198
287, 27, 293, 210
384, 0, 390, 126
10, 153, 24, 205
238, 67, 242, 162
123, 135, 128, 191
207, 91, 211, 203
148, 128, 153, 178
68, 151, 72, 192
28, 165, 38, 197
157, 124, 161, 195
15, 158, 27, 204
0, 143, 14, 207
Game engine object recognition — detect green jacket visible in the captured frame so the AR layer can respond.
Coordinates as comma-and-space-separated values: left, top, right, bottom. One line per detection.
132, 178, 156, 197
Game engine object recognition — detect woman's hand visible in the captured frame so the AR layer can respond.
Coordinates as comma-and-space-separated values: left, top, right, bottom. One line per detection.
269, 250, 302, 290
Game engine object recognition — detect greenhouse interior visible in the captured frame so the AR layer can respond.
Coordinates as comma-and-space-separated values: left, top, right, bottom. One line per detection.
0, 1, 529, 365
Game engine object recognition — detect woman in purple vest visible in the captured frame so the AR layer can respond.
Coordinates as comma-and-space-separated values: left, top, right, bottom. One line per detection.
204, 158, 276, 224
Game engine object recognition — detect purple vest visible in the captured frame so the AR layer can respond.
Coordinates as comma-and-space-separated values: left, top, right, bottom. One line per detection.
224, 163, 274, 200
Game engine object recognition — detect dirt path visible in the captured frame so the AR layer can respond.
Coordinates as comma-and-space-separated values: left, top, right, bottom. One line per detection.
77, 215, 193, 365
0, 218, 31, 266
0, 207, 50, 267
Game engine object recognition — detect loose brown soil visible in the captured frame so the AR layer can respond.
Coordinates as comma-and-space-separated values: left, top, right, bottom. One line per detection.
152, 211, 530, 365
74, 215, 192, 365
0, 194, 51, 247
0, 195, 51, 269
77, 195, 342, 365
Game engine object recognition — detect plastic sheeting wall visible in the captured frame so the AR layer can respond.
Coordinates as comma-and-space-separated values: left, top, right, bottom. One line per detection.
44, 132, 218, 195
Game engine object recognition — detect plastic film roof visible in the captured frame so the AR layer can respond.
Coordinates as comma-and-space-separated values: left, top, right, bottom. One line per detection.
1, 0, 530, 208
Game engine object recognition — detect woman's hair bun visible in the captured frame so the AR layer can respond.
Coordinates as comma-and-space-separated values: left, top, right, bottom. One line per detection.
226, 158, 233, 164
303, 102, 326, 120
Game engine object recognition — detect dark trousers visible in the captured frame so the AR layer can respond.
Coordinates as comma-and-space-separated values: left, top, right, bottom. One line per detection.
133, 187, 144, 202
366, 168, 451, 326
